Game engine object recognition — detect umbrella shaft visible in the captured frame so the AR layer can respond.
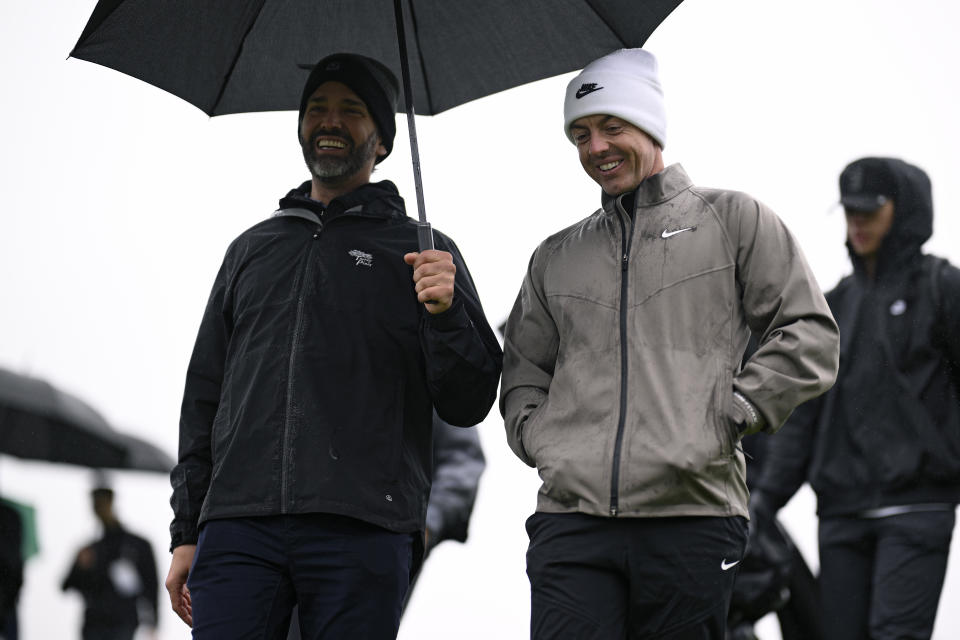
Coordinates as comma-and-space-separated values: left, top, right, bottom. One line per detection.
393, 0, 433, 250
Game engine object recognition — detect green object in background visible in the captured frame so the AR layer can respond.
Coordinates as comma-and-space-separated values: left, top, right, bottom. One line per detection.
1, 497, 39, 561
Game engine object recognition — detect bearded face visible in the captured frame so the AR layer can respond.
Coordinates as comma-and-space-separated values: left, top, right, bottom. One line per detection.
301, 125, 380, 184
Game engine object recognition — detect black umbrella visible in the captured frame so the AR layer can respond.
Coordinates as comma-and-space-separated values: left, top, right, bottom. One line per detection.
0, 367, 174, 473
69, 0, 683, 248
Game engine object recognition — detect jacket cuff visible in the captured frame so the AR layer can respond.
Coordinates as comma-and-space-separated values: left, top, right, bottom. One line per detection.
169, 522, 199, 552
733, 391, 766, 435
421, 297, 468, 331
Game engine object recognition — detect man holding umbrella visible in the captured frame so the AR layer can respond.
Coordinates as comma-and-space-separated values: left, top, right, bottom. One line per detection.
500, 48, 839, 638
165, 53, 502, 639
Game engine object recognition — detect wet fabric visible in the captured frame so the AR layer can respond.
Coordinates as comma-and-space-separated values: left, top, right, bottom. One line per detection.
501, 163, 838, 521
169, 180, 502, 549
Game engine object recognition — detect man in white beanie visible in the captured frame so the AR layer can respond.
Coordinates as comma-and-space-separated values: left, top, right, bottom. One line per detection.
499, 48, 840, 639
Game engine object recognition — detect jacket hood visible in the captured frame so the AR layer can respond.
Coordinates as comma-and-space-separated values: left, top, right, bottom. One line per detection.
278, 179, 407, 221
845, 157, 933, 274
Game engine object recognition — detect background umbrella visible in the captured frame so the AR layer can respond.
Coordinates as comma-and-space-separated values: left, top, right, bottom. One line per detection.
69, 0, 683, 249
0, 367, 174, 473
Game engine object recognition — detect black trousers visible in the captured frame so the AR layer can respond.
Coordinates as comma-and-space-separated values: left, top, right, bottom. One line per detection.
525, 512, 748, 640
818, 509, 956, 640
775, 541, 823, 640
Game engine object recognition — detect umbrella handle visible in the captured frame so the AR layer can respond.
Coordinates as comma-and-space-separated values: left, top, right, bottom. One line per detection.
417, 221, 437, 305
417, 221, 434, 252
393, 0, 433, 252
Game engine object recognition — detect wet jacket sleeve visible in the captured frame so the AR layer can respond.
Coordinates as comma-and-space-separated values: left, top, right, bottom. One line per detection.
425, 413, 485, 551
727, 198, 840, 434
420, 238, 503, 427
499, 246, 558, 467
168, 256, 233, 550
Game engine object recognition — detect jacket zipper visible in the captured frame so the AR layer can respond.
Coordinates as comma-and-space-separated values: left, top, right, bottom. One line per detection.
610, 200, 635, 516
281, 222, 323, 511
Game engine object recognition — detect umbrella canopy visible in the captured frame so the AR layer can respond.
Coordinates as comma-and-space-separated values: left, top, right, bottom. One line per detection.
70, 0, 682, 117
70, 0, 682, 250
0, 367, 174, 473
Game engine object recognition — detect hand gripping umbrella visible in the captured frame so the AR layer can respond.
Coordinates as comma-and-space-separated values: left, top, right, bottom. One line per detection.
70, 0, 682, 250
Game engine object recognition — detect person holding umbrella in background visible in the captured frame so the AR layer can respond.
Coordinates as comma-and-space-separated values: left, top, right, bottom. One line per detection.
62, 481, 158, 640
751, 157, 960, 639
500, 48, 839, 639
164, 52, 501, 639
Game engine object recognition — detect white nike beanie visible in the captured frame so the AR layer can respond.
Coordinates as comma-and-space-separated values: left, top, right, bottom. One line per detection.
563, 48, 666, 149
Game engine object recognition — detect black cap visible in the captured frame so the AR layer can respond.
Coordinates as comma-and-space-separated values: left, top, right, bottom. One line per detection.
298, 53, 400, 163
839, 157, 897, 212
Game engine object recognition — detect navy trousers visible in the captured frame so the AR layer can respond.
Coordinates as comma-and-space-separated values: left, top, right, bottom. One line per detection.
187, 514, 413, 640
818, 509, 955, 640
526, 513, 748, 640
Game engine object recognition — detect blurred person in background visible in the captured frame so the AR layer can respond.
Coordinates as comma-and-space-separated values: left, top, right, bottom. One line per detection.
410, 412, 485, 601
727, 430, 823, 640
0, 498, 23, 640
62, 482, 158, 640
288, 412, 486, 639
752, 157, 960, 639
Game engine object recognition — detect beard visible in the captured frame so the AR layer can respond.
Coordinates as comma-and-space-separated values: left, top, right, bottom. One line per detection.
301, 127, 379, 183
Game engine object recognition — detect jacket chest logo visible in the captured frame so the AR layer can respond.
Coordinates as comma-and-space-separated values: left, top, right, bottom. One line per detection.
348, 249, 373, 267
889, 299, 907, 316
661, 225, 697, 239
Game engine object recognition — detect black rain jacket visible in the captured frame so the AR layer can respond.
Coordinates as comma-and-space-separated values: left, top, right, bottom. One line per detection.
61, 525, 158, 631
169, 180, 502, 548
756, 158, 960, 516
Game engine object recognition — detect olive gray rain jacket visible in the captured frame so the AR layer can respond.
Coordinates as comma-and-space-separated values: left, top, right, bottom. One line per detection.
500, 164, 839, 520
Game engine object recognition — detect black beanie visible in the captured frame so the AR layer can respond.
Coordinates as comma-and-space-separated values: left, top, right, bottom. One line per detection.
298, 53, 400, 163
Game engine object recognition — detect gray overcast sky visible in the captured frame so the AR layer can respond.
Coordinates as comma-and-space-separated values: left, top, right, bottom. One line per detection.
1, 1, 958, 638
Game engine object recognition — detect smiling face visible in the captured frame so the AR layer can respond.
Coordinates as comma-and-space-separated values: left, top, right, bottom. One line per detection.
570, 114, 664, 196
299, 81, 385, 198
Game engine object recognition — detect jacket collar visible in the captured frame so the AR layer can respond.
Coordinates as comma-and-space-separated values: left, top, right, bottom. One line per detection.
601, 163, 692, 214
278, 180, 407, 222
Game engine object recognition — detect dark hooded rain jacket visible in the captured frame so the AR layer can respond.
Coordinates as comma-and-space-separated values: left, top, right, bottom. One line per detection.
757, 158, 960, 516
